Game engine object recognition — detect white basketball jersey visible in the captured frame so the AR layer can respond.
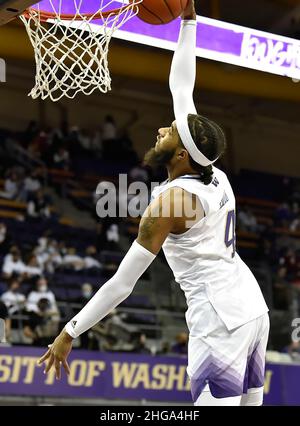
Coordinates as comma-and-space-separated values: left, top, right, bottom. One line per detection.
151, 167, 269, 336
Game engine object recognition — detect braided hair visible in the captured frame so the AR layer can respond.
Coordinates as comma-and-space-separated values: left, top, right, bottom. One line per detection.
184, 114, 227, 185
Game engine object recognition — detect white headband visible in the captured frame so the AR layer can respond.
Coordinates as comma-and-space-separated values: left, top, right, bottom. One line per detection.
176, 114, 219, 167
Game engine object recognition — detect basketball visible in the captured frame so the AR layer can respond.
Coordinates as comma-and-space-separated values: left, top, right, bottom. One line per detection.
135, 0, 189, 25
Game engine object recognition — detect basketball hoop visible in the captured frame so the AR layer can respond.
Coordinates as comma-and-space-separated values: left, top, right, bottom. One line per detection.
20, 1, 143, 102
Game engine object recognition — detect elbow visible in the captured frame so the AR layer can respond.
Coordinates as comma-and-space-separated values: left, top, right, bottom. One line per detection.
119, 280, 136, 301
121, 285, 134, 300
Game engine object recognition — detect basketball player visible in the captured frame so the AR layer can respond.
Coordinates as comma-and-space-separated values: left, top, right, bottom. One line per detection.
38, 0, 269, 406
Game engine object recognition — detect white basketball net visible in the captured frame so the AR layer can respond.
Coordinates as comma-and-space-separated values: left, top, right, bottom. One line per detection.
20, 1, 142, 102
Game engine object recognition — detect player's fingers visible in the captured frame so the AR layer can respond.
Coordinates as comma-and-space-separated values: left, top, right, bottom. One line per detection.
55, 358, 62, 380
38, 348, 51, 365
44, 353, 54, 374
62, 359, 70, 376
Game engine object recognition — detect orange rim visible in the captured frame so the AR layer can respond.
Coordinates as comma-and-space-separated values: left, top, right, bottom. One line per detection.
22, 2, 140, 21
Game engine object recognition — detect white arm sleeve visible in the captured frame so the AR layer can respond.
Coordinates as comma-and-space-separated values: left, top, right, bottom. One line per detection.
169, 20, 215, 167
65, 241, 156, 338
169, 20, 197, 118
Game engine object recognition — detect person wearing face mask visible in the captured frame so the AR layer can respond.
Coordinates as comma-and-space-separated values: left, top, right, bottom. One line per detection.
26, 277, 59, 321
2, 246, 26, 280
1, 278, 26, 317
73, 283, 94, 306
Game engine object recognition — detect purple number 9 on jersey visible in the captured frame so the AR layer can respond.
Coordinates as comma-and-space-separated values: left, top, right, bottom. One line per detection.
225, 210, 236, 258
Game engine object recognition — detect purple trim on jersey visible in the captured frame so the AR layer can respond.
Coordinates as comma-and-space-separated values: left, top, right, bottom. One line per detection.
190, 347, 266, 401
180, 176, 201, 180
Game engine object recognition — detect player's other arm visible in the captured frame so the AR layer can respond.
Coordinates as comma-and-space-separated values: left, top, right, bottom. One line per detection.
38, 193, 175, 379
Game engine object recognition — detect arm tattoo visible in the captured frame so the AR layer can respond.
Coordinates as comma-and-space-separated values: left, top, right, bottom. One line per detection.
139, 216, 158, 244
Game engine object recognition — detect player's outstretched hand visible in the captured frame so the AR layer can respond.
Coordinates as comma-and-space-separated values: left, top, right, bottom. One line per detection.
38, 329, 73, 380
181, 0, 196, 21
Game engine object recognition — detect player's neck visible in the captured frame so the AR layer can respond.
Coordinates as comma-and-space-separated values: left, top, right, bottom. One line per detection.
167, 166, 198, 182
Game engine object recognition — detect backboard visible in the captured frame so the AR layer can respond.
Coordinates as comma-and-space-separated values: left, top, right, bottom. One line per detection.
0, 0, 38, 25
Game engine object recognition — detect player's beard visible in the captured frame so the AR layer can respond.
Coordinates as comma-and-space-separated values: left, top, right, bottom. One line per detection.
143, 147, 175, 171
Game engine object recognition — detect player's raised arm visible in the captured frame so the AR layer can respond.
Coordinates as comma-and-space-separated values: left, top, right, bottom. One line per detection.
169, 0, 197, 119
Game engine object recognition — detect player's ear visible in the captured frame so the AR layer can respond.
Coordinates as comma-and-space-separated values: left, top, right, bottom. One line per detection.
177, 148, 188, 161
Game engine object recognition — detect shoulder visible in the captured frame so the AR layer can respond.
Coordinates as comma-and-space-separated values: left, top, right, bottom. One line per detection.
149, 187, 185, 213
213, 166, 229, 182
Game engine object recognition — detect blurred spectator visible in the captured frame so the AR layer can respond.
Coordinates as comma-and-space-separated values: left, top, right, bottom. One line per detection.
275, 202, 292, 227
73, 283, 94, 306
102, 115, 117, 160
23, 298, 59, 346
53, 146, 70, 170
102, 115, 117, 141
91, 128, 103, 156
171, 332, 188, 355
2, 246, 26, 279
280, 249, 299, 281
131, 332, 151, 355
62, 247, 85, 271
290, 218, 300, 232
157, 341, 171, 356
35, 239, 63, 273
0, 223, 11, 255
0, 170, 20, 200
78, 128, 92, 152
26, 277, 59, 315
46, 240, 63, 272
105, 224, 120, 251
290, 202, 300, 231
24, 254, 43, 279
92, 310, 134, 352
58, 240, 67, 256
35, 231, 51, 255
84, 246, 102, 270
28, 130, 50, 160
24, 169, 42, 197
27, 189, 52, 219
238, 207, 258, 233
282, 340, 300, 362
0, 300, 10, 342
1, 278, 26, 316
